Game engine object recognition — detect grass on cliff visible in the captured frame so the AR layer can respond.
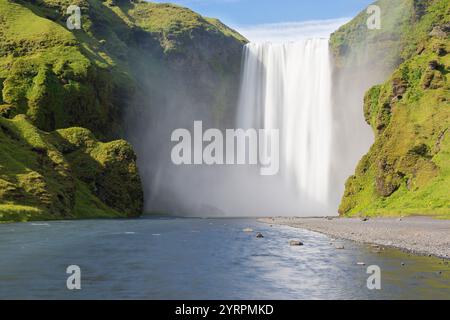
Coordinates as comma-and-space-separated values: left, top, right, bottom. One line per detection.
330, 0, 414, 70
0, 0, 245, 221
0, 115, 138, 222
0, 0, 246, 136
339, 0, 450, 218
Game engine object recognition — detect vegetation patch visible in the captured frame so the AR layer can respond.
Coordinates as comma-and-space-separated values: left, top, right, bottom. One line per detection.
337, 0, 450, 218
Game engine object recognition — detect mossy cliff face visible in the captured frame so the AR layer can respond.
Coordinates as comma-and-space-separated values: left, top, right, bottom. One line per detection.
0, 115, 142, 222
121, 1, 246, 130
327, 0, 424, 208
0, 0, 245, 137
0, 0, 246, 221
336, 0, 450, 217
330, 0, 419, 78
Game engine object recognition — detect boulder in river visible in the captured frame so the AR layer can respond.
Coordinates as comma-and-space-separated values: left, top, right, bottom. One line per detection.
256, 232, 264, 238
289, 240, 304, 246
243, 228, 253, 233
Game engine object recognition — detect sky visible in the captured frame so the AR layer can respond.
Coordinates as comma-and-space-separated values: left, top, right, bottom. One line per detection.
151, 0, 374, 41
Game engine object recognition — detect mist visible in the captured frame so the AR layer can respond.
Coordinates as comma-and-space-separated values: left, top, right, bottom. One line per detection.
125, 17, 397, 217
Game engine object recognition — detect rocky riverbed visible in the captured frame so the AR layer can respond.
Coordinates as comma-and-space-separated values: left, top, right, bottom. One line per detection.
259, 217, 450, 259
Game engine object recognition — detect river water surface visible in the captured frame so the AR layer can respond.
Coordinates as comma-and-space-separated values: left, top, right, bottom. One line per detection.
0, 218, 448, 299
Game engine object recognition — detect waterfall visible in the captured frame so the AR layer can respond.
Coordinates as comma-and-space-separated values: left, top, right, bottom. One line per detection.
237, 39, 332, 208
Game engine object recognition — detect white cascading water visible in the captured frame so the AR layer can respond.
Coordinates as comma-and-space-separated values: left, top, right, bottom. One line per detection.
237, 39, 332, 208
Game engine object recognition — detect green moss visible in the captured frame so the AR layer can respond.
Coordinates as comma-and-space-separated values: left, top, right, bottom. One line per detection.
72, 180, 123, 219
0, 204, 44, 223
330, 0, 415, 71
121, 2, 246, 53
339, 0, 450, 218
0, 0, 128, 138
0, 115, 142, 222
0, 0, 246, 221
205, 18, 248, 43
51, 126, 143, 217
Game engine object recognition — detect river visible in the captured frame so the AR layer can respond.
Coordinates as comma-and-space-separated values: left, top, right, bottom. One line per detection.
0, 218, 448, 299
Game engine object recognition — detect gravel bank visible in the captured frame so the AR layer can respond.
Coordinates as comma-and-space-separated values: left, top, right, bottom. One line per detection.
259, 217, 450, 259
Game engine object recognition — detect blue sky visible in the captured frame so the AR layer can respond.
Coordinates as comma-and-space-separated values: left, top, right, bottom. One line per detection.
151, 0, 374, 25
151, 0, 375, 41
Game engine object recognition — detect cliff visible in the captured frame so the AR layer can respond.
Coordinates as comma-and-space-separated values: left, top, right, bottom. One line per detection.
334, 0, 450, 217
0, 0, 246, 221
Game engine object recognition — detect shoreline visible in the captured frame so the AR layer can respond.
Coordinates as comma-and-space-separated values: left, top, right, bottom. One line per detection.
259, 216, 450, 259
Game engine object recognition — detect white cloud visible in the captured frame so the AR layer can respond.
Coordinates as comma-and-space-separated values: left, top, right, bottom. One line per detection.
234, 18, 350, 43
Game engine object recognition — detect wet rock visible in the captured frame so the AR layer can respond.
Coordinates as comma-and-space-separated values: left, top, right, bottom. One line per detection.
256, 232, 264, 238
289, 240, 304, 246
435, 46, 447, 56
416, 44, 425, 55
428, 60, 439, 70
243, 228, 253, 233
335, 245, 345, 250
422, 70, 435, 89
357, 262, 366, 266
392, 78, 407, 100
429, 23, 450, 38
361, 217, 369, 222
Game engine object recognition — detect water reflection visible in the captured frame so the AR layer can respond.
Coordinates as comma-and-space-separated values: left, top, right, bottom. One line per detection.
0, 218, 448, 299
